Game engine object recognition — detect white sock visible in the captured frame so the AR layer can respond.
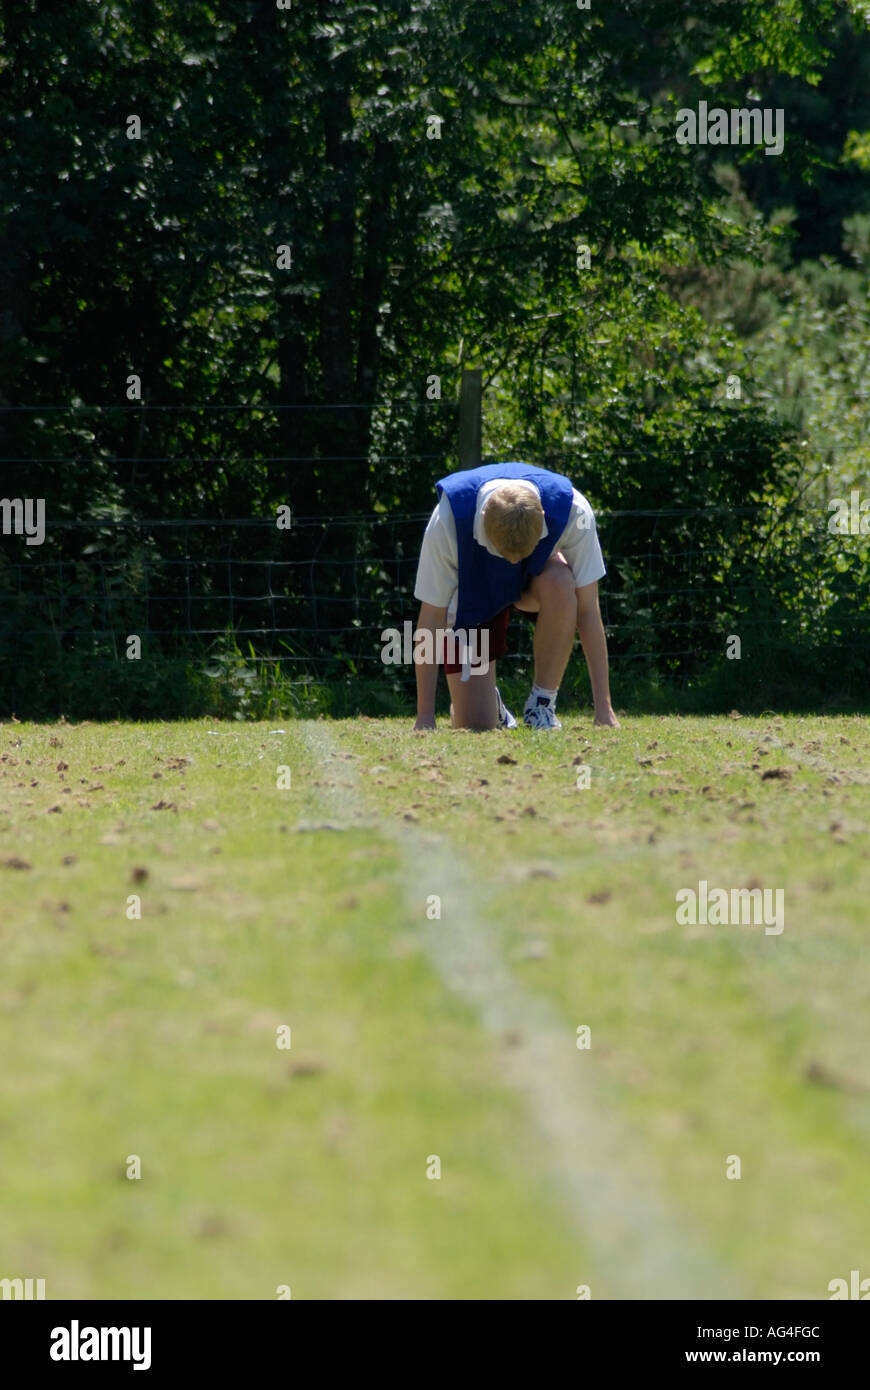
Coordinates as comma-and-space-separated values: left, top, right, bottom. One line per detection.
528, 683, 558, 707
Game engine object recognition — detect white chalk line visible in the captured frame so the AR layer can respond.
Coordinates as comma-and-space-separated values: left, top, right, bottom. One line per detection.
299, 722, 741, 1299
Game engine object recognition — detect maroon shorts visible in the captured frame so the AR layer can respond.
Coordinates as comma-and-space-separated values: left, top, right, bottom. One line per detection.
443, 606, 512, 675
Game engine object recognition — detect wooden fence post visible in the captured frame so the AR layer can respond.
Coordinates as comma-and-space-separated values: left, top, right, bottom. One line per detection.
458, 367, 482, 469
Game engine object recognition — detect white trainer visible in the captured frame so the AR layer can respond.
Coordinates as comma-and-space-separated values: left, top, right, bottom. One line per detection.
523, 696, 562, 729
495, 687, 517, 729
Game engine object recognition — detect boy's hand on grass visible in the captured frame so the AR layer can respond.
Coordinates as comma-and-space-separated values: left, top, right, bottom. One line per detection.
593, 706, 620, 728
413, 713, 437, 732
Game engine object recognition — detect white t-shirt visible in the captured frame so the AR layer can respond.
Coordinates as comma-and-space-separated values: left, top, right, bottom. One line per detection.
414, 478, 606, 625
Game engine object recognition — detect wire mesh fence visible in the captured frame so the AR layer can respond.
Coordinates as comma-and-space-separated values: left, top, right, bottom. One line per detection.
1, 398, 868, 706
0, 503, 855, 680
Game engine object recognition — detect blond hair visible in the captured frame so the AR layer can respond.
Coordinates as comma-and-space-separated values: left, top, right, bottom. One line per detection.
482, 483, 543, 561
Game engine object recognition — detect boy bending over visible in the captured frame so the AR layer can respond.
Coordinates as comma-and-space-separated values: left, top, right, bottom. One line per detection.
412, 462, 619, 731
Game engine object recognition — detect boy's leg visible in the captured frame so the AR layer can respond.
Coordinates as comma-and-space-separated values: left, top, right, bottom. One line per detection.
513, 552, 577, 688
444, 607, 512, 730
446, 661, 499, 730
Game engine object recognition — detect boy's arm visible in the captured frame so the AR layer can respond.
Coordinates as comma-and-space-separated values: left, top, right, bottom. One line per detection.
576, 582, 620, 727
413, 601, 448, 731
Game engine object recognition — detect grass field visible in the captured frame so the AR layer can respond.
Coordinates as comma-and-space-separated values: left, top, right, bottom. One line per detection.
1, 711, 868, 1300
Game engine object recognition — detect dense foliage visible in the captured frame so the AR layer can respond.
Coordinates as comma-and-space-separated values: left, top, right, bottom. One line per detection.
0, 0, 867, 716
